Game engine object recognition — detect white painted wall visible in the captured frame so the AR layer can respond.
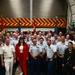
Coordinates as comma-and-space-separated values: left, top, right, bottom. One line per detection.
5, 28, 54, 32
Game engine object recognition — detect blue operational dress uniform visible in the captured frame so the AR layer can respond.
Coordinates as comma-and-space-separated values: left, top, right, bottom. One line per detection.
46, 44, 57, 75
56, 42, 68, 75
29, 44, 40, 75
38, 42, 47, 73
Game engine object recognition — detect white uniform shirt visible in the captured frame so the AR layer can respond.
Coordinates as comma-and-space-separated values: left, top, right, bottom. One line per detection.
41, 36, 45, 41
13, 39, 19, 46
1, 44, 15, 59
10, 37, 14, 45
48, 37, 54, 41
56, 42, 68, 55
46, 44, 57, 58
65, 39, 71, 46
72, 40, 75, 47
27, 40, 33, 47
0, 44, 4, 54
39, 43, 47, 53
29, 45, 40, 56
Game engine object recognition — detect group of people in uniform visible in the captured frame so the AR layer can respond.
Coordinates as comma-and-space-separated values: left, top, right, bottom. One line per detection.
0, 30, 75, 75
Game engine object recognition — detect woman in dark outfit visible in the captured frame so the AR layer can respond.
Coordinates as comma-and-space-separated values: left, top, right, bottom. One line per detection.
63, 42, 75, 75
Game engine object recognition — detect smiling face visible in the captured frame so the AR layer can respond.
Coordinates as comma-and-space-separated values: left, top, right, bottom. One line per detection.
66, 34, 70, 40
68, 42, 73, 49
61, 36, 65, 43
5, 38, 10, 46
33, 38, 37, 45
51, 38, 55, 44
20, 39, 24, 43
40, 37, 44, 44
47, 40, 51, 46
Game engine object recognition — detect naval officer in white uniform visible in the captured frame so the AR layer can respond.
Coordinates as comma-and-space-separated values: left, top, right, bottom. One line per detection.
1, 38, 16, 75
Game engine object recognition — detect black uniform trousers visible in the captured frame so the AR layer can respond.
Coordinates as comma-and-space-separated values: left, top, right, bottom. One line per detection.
64, 65, 73, 75
0, 60, 5, 75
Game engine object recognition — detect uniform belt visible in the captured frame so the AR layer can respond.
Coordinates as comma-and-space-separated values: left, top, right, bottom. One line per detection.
48, 58, 52, 60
